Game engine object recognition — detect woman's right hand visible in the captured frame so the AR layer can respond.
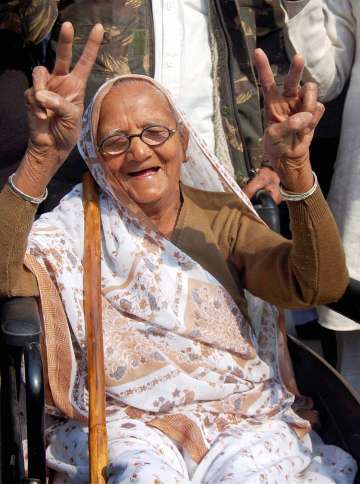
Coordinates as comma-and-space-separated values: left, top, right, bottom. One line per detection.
14, 22, 104, 197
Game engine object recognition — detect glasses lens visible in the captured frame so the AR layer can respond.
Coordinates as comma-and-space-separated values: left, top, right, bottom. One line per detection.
101, 134, 129, 155
142, 126, 171, 145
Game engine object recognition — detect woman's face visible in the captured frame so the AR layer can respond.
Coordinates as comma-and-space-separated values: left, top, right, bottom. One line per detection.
97, 82, 188, 213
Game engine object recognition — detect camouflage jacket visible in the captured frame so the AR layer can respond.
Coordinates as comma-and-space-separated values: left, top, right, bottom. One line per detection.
3, 0, 289, 185
0, 0, 57, 45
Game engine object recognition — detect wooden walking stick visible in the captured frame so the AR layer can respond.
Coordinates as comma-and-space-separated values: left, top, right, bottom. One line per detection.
83, 171, 108, 483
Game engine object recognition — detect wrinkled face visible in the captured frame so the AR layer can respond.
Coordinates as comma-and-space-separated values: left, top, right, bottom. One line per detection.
97, 81, 188, 213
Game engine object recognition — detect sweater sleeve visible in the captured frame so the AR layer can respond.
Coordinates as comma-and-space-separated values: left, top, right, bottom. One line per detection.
230, 186, 348, 309
282, 0, 355, 101
0, 184, 39, 299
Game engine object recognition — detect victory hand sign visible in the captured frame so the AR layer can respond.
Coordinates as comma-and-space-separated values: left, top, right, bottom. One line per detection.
14, 22, 104, 197
255, 49, 325, 194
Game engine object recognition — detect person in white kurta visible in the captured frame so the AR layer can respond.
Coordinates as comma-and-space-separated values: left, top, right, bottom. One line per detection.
281, 0, 360, 333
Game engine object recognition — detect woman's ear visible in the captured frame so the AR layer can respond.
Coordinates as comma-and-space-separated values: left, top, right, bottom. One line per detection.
178, 122, 190, 155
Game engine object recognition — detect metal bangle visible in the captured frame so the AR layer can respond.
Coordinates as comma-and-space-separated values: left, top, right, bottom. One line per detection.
8, 173, 48, 205
279, 171, 318, 202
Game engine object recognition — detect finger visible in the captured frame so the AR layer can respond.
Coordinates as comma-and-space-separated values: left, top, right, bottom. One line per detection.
266, 186, 282, 205
268, 112, 313, 141
53, 21, 74, 75
254, 48, 278, 98
283, 55, 304, 97
25, 87, 48, 121
300, 82, 318, 114
310, 102, 325, 129
72, 23, 104, 82
312, 102, 325, 126
32, 66, 50, 92
32, 67, 50, 120
245, 167, 281, 204
35, 90, 79, 118
243, 179, 263, 200
244, 176, 271, 200
304, 102, 325, 133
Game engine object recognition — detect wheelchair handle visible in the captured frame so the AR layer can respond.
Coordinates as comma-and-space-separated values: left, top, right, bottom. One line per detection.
252, 189, 281, 233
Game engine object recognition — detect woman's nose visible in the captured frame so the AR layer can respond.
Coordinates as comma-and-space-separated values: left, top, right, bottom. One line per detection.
126, 136, 152, 162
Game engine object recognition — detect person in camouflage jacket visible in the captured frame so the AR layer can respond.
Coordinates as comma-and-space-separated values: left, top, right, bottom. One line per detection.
2, 0, 289, 191
0, 0, 57, 45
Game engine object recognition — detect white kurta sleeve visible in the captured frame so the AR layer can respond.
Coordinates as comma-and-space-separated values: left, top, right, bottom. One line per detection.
282, 0, 356, 101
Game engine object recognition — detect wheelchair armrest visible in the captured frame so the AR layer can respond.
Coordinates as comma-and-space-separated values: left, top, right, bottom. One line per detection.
326, 278, 360, 325
1, 296, 41, 347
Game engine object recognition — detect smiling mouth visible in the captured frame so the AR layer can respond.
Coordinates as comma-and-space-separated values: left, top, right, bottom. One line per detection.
128, 167, 160, 177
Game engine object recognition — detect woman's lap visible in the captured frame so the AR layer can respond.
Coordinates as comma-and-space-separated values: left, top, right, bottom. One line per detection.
47, 415, 356, 483
192, 421, 355, 483
47, 417, 189, 483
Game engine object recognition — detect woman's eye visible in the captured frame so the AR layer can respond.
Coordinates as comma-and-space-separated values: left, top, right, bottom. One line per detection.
107, 135, 127, 145
143, 128, 169, 142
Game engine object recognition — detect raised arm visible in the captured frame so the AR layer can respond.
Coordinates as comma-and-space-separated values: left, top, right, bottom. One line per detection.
14, 21, 104, 198
0, 22, 103, 299
282, 0, 356, 101
229, 50, 348, 307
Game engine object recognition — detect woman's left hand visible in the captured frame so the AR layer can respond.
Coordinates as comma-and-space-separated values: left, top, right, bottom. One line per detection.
254, 49, 325, 193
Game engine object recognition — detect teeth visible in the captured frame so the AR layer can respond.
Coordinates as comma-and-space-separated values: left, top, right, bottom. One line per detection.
129, 167, 159, 176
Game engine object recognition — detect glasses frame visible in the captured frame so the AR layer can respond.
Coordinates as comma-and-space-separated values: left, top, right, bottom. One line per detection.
98, 124, 177, 156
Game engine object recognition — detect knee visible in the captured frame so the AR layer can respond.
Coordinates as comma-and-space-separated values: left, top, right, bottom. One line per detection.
107, 449, 188, 484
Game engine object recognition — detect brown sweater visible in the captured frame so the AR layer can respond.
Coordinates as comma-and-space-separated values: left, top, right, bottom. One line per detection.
0, 183, 348, 311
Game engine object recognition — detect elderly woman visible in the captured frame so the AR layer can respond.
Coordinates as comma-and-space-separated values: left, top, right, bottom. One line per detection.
0, 22, 356, 483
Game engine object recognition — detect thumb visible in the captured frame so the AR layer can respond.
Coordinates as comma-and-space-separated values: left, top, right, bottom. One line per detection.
284, 112, 313, 134
268, 112, 314, 142
35, 90, 79, 119
244, 176, 268, 200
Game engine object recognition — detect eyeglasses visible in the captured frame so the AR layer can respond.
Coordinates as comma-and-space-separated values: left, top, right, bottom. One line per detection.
98, 124, 177, 156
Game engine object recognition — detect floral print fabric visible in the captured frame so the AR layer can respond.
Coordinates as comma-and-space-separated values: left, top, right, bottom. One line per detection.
46, 411, 356, 483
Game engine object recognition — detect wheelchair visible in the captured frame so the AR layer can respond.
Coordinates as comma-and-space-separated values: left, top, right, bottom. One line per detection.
1, 174, 360, 483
